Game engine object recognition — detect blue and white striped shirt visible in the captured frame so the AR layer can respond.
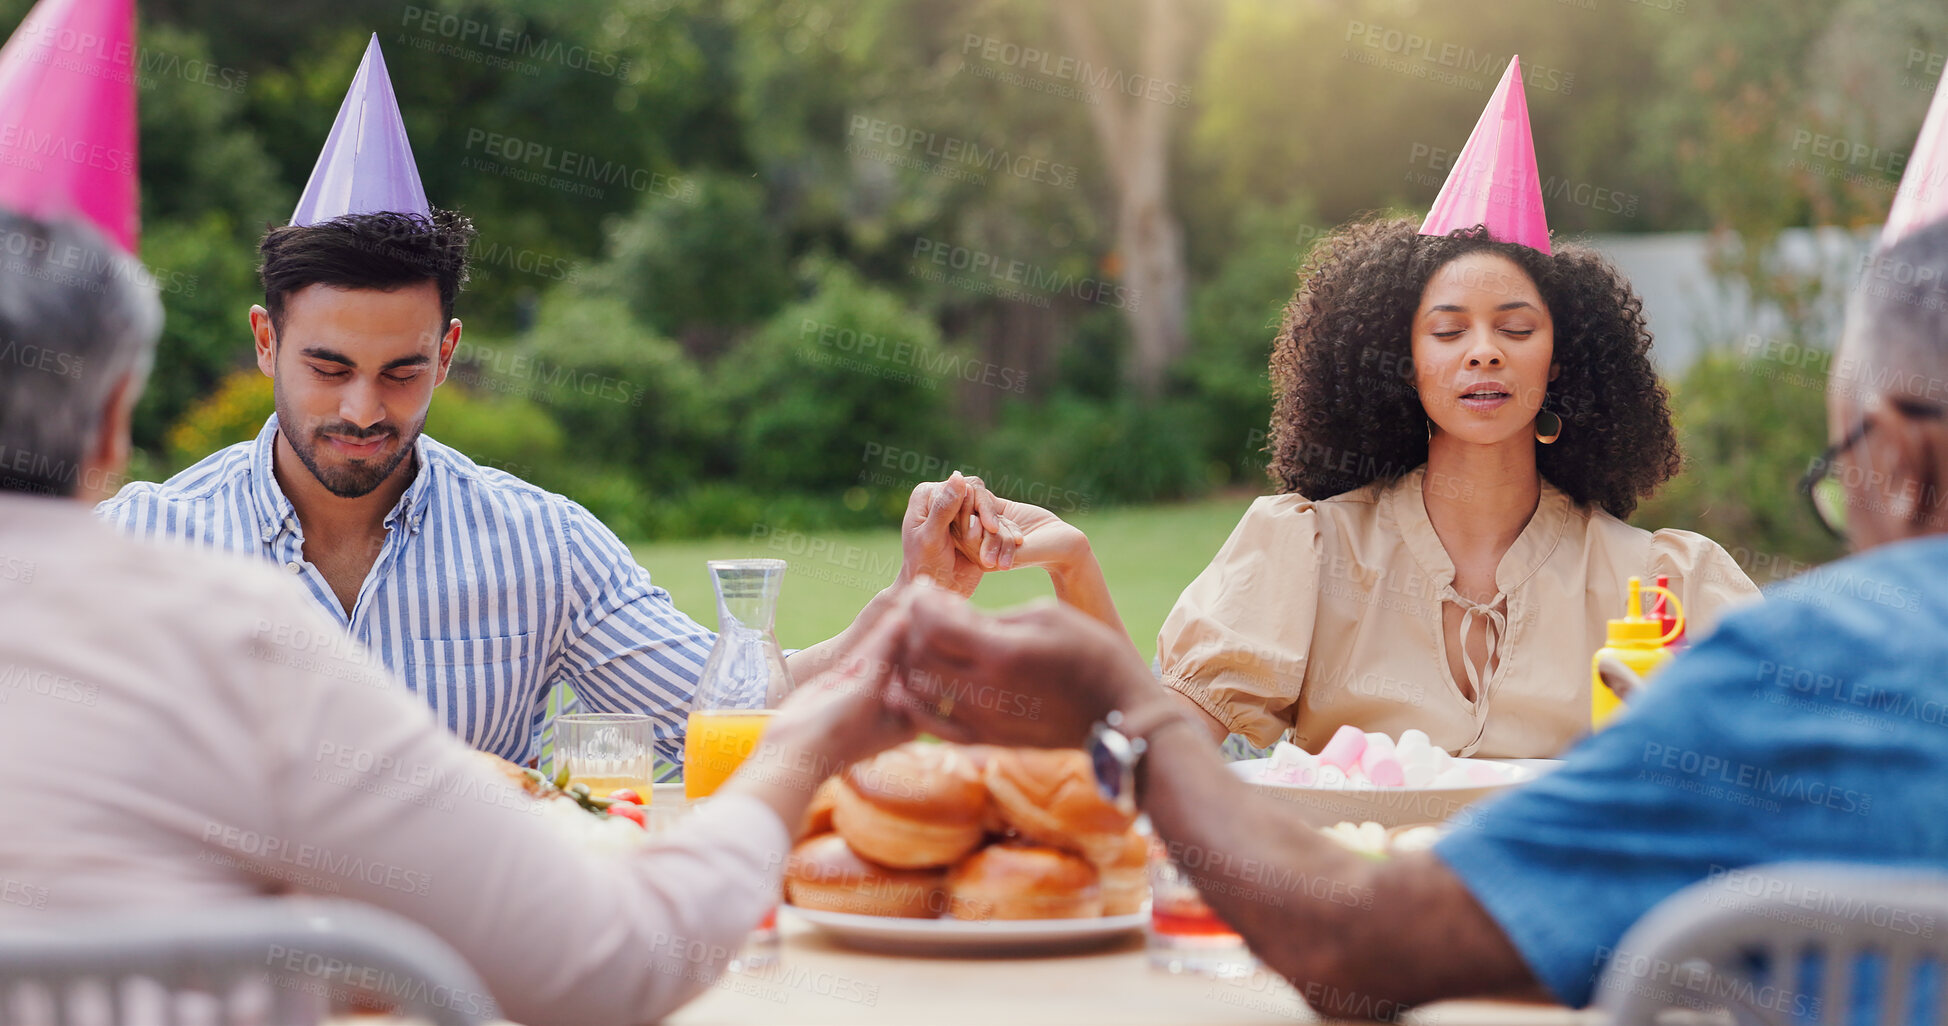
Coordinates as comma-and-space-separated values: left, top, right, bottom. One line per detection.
96, 415, 712, 767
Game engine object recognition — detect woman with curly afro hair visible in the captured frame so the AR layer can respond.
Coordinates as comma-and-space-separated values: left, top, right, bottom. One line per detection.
1156, 217, 1758, 759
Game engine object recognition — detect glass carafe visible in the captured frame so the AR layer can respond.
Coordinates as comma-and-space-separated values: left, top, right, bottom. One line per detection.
684, 558, 791, 800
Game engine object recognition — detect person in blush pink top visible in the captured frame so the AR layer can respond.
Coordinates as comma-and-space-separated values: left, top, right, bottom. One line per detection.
1158, 219, 1759, 759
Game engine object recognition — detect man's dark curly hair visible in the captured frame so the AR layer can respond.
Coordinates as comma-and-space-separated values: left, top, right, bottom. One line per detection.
1266, 217, 1680, 519
258, 209, 475, 333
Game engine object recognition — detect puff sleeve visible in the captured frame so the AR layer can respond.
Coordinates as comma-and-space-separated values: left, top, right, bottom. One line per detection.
1157, 496, 1323, 748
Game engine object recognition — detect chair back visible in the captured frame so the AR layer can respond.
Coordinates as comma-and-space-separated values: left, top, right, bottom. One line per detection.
1596, 862, 1948, 1026
0, 899, 498, 1026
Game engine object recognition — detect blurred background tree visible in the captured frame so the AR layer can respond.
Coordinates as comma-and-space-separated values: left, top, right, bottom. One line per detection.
70, 0, 1947, 581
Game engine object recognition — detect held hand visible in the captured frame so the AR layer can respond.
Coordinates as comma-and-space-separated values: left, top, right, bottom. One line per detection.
727, 609, 920, 831
762, 606, 917, 779
949, 496, 1089, 575
898, 472, 1007, 597
893, 586, 1150, 749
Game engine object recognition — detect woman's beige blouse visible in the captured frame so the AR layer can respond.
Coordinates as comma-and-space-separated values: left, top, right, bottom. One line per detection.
1159, 467, 1761, 758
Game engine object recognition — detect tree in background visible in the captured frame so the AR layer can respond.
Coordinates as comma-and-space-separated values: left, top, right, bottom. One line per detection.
1053, 0, 1192, 394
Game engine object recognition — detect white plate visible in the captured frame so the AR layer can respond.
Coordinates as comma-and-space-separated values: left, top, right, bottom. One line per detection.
1227, 756, 1560, 829
782, 904, 1146, 955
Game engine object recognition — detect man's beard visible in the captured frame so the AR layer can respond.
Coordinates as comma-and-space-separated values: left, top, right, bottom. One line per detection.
274, 389, 422, 499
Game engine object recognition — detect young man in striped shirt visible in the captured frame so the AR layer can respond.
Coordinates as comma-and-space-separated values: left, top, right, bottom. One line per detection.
98, 205, 1121, 768
99, 39, 1122, 769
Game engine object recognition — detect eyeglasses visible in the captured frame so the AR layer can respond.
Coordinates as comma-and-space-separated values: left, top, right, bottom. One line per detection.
1798, 398, 1946, 539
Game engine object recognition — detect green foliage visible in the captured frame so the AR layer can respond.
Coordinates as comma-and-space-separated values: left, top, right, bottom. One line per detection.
977, 395, 1211, 509
423, 385, 567, 483
477, 293, 721, 491
166, 368, 274, 466
1191, 0, 1657, 234
123, 0, 1948, 551
1632, 349, 1844, 582
1176, 200, 1317, 489
719, 262, 950, 493
583, 172, 792, 343
129, 21, 289, 451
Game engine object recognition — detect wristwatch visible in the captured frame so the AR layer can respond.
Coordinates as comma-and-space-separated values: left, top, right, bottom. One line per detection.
1088, 705, 1195, 816
1087, 710, 1147, 817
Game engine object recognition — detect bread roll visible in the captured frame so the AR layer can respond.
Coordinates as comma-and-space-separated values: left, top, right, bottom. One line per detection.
785, 833, 946, 918
1099, 828, 1150, 916
947, 843, 1102, 921
984, 748, 1135, 866
798, 777, 840, 840
835, 742, 989, 869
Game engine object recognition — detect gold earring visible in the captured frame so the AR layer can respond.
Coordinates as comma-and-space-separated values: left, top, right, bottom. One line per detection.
1535, 411, 1562, 445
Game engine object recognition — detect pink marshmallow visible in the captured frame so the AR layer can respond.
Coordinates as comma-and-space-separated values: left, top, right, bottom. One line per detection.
1465, 763, 1507, 785
1317, 724, 1368, 770
1367, 757, 1406, 787
1359, 743, 1396, 780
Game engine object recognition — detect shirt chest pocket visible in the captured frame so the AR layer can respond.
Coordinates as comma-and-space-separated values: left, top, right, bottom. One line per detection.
402, 632, 543, 747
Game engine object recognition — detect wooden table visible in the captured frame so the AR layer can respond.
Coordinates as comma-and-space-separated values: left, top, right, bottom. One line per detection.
665, 915, 1603, 1026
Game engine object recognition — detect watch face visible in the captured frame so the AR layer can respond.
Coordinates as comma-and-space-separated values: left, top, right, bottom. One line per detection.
1089, 724, 1131, 805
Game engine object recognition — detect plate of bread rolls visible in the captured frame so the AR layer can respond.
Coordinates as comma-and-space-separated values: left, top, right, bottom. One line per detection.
783, 741, 1149, 954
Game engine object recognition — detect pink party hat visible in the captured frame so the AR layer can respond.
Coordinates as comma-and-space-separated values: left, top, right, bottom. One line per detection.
0, 0, 140, 252
291, 35, 431, 225
1881, 67, 1948, 248
1419, 56, 1551, 255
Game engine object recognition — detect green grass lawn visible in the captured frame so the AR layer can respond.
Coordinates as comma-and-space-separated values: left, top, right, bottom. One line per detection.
628, 493, 1257, 662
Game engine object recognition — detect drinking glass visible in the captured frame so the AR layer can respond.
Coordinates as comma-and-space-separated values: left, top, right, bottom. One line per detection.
1146, 839, 1256, 978
554, 713, 655, 805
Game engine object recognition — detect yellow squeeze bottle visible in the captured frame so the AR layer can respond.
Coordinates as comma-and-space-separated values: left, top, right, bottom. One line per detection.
1590, 577, 1685, 730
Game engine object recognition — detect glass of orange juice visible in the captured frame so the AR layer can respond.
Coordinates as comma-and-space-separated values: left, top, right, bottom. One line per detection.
684, 708, 778, 798
684, 559, 792, 801
555, 713, 655, 804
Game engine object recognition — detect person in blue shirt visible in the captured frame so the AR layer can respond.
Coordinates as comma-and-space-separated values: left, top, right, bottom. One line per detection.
890, 216, 1948, 1018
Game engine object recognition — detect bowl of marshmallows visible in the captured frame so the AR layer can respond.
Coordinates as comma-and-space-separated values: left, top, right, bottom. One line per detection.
1228, 726, 1555, 828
